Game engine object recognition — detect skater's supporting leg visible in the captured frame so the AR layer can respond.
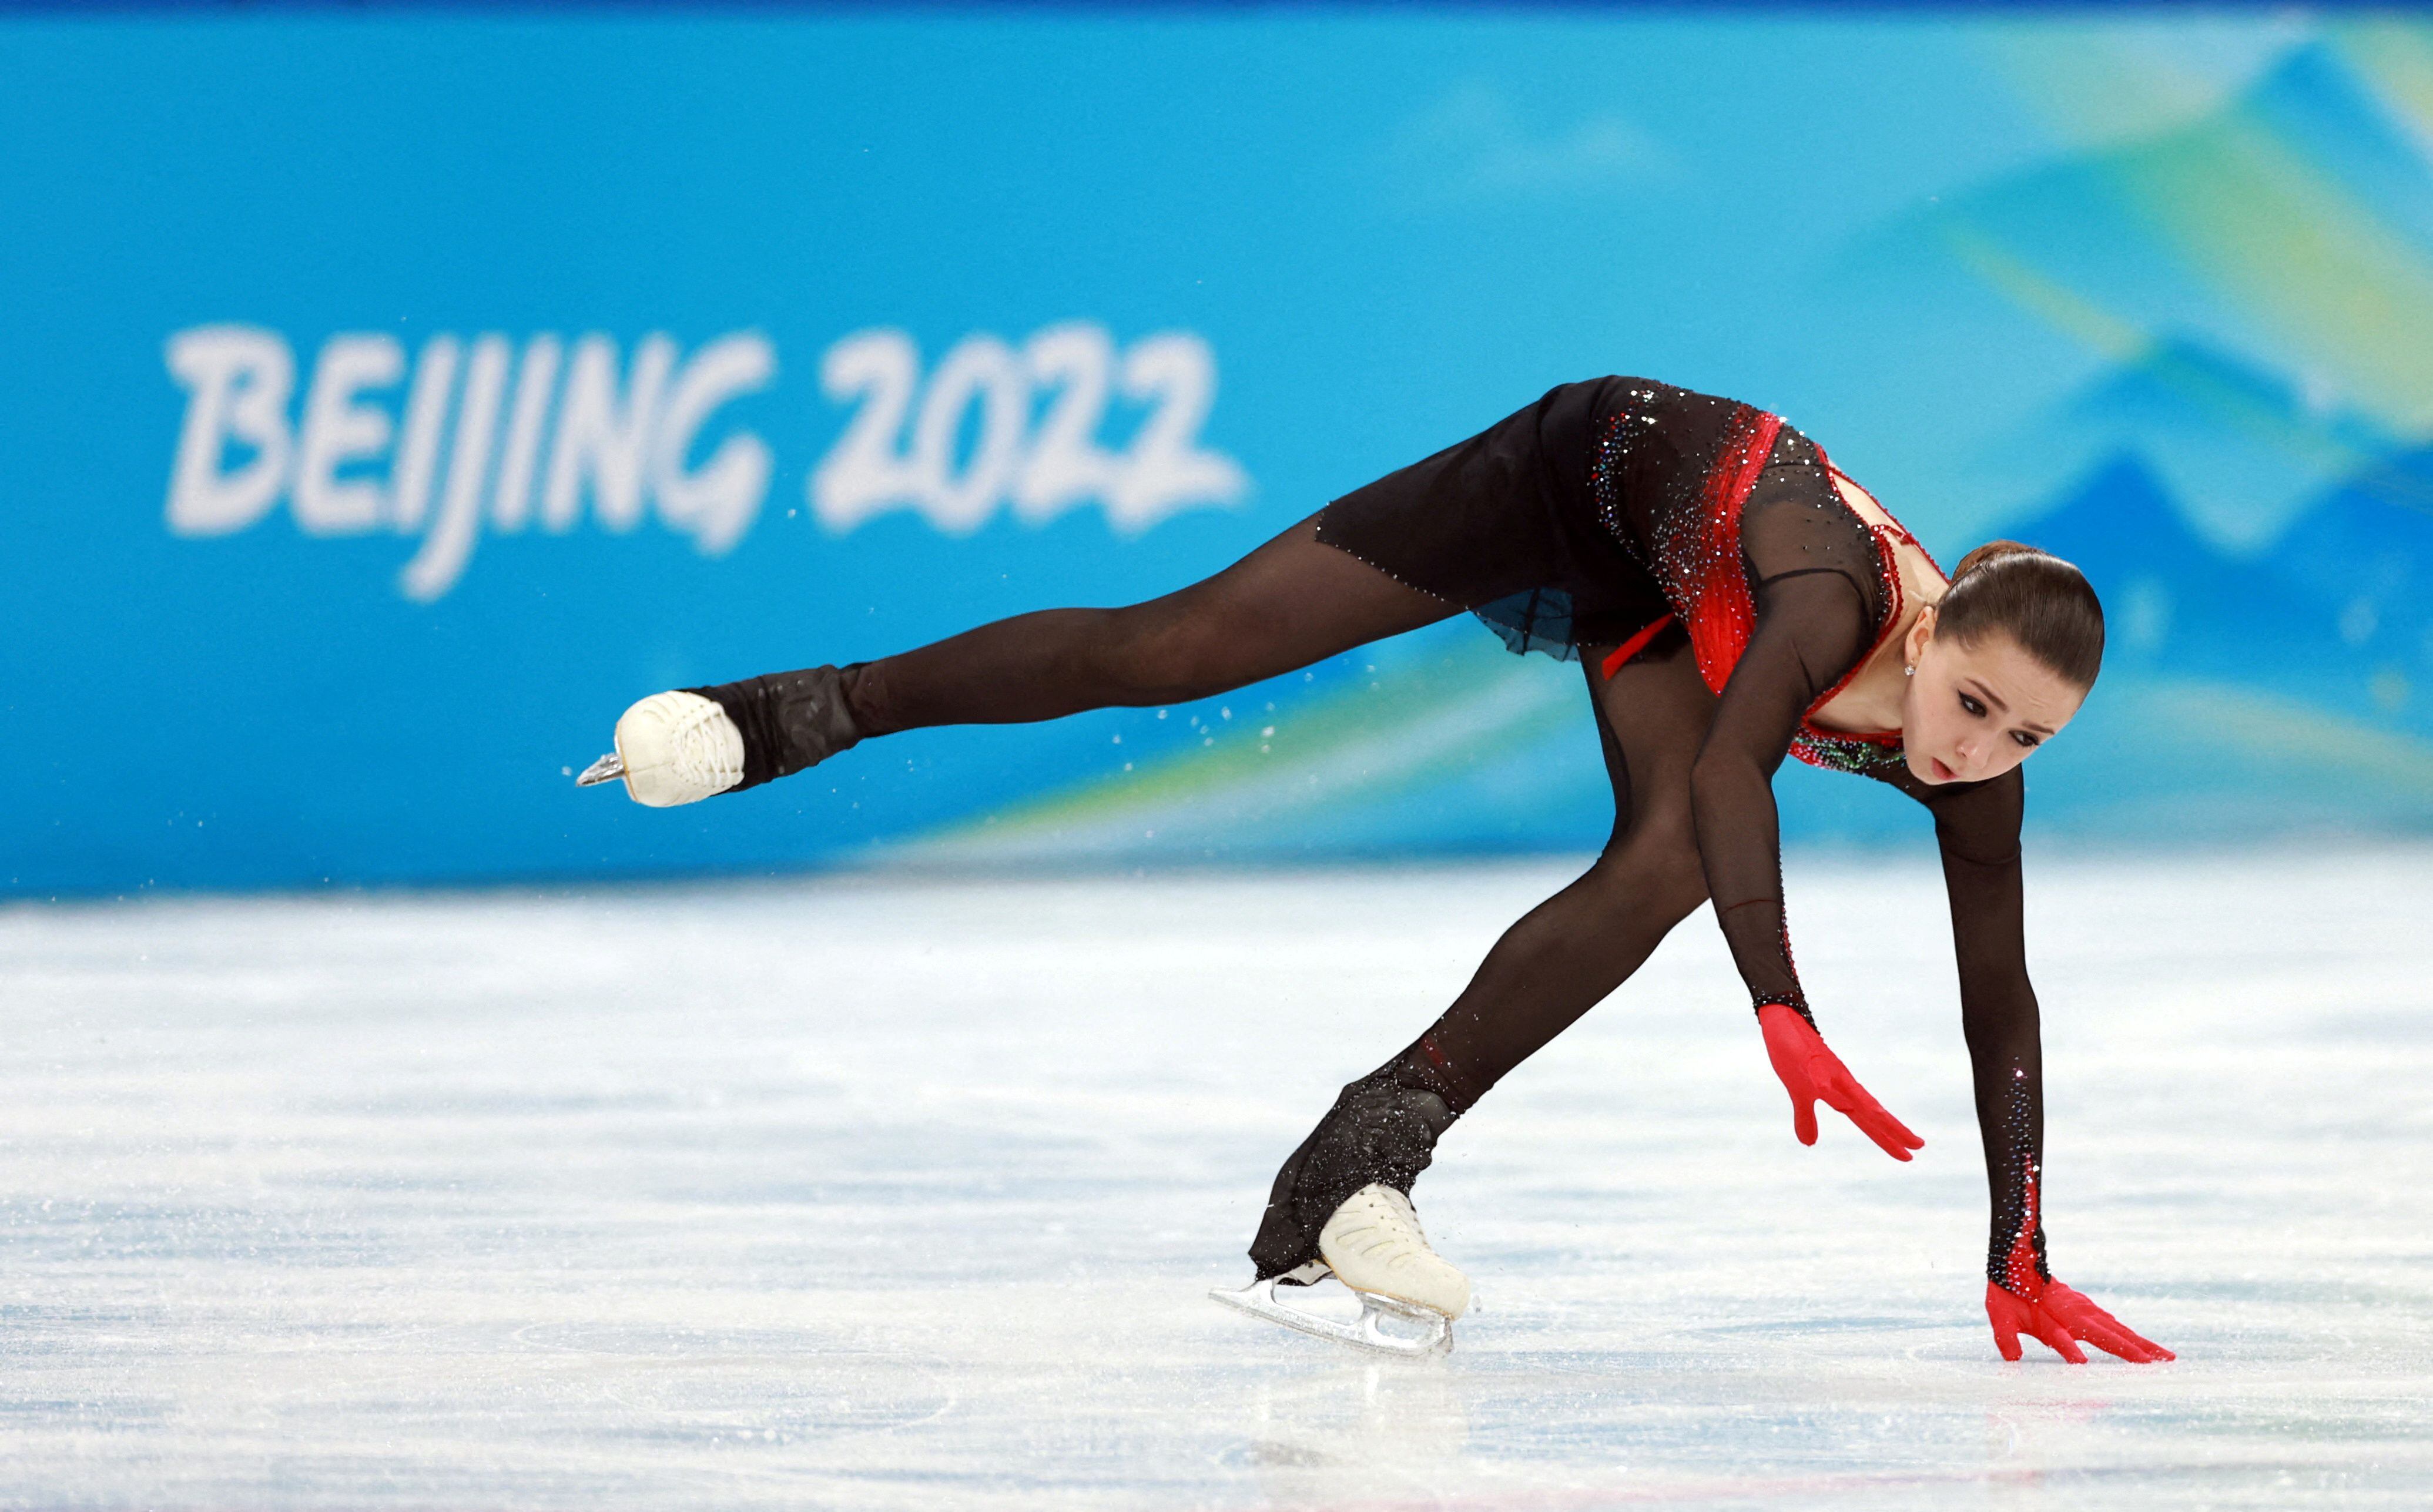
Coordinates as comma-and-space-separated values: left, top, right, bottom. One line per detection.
1410, 628, 1718, 1104
845, 512, 1453, 735
1248, 630, 1717, 1276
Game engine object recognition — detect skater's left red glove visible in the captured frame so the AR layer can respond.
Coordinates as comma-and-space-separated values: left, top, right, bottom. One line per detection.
1985, 1278, 2174, 1364
1755, 1003, 1923, 1161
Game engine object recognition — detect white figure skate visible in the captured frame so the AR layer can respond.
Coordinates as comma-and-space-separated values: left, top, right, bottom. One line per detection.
576, 690, 744, 807
1210, 1184, 1469, 1358
579, 666, 862, 806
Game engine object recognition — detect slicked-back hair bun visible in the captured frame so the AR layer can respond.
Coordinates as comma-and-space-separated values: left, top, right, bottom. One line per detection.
1936, 541, 2104, 690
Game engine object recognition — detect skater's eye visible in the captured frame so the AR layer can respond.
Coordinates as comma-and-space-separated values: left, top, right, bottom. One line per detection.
1959, 692, 1986, 718
2011, 729, 2040, 750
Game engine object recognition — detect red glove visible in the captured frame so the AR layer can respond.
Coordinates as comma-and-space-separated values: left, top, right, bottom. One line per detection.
1986, 1278, 2174, 1364
1755, 1003, 1923, 1161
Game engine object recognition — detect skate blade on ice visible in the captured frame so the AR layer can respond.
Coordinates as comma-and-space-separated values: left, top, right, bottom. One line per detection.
1209, 1276, 1452, 1359
575, 753, 624, 787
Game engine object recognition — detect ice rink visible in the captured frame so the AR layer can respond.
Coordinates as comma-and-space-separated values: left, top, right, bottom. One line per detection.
5, 851, 2428, 1510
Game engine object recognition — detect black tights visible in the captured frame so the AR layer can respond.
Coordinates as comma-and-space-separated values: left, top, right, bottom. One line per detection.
844, 514, 1452, 733
839, 513, 1720, 1272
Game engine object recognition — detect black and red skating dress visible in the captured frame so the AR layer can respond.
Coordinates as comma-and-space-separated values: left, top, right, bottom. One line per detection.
1316, 377, 2051, 1293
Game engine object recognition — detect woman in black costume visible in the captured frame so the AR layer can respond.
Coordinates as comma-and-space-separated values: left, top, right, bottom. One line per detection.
583, 377, 2174, 1366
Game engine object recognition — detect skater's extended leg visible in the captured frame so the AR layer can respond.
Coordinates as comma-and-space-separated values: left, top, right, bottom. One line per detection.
844, 512, 1450, 734
1246, 628, 1716, 1280
591, 512, 1455, 806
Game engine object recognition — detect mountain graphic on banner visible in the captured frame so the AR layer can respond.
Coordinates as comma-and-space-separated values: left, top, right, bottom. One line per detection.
2272, 447, 2433, 679
2008, 454, 2343, 685
1976, 332, 2402, 555
1995, 430, 2433, 834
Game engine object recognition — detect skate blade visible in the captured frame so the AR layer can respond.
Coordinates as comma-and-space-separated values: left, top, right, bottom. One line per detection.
1208, 1276, 1452, 1359
575, 753, 625, 787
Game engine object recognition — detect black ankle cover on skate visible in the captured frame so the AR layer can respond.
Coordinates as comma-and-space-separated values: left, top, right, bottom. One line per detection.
1248, 1061, 1461, 1280
685, 666, 864, 792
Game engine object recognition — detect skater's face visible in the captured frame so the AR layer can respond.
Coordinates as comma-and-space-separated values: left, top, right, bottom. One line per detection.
1898, 608, 2085, 786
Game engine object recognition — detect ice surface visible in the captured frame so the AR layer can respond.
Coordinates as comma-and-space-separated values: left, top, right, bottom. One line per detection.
2, 851, 2428, 1509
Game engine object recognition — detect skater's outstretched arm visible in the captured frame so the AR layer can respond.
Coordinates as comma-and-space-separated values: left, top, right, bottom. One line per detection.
1684, 567, 1871, 1014
1873, 765, 2173, 1363
1683, 468, 1894, 1019
1680, 551, 1923, 1161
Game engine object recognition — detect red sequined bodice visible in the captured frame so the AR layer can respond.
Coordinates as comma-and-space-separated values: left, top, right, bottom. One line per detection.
1594, 393, 1939, 775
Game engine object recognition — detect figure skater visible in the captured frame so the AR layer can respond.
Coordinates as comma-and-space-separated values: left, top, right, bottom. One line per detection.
578, 377, 2173, 1365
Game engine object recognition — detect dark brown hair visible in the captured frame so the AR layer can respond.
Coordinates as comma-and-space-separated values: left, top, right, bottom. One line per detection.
1936, 541, 2105, 689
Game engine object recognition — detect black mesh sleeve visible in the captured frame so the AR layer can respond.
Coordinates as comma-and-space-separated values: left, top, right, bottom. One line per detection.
1868, 763, 2050, 1287
1687, 463, 1886, 1018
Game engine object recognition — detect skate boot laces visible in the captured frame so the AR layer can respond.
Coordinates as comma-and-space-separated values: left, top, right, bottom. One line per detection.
1330, 1186, 1430, 1265
664, 696, 746, 791
602, 691, 747, 807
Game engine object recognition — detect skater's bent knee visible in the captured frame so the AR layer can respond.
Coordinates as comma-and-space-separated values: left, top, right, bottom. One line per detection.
1647, 860, 1710, 923
1584, 833, 1707, 925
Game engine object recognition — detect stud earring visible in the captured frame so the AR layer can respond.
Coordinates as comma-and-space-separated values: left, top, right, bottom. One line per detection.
1903, 664, 1915, 677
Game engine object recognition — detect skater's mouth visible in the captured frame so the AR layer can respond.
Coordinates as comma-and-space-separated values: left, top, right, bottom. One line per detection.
1931, 756, 1957, 782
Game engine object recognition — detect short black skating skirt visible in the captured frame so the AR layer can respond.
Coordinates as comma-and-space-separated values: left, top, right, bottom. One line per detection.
1315, 377, 1673, 660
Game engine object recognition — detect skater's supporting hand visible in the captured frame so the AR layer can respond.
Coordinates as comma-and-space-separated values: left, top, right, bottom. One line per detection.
1755, 1003, 1924, 1161
1985, 1278, 2173, 1364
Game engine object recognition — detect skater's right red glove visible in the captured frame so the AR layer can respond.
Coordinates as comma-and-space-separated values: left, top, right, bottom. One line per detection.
1755, 1003, 1923, 1161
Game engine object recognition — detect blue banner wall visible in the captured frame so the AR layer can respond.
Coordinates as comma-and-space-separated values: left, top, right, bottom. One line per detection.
7, 12, 2433, 894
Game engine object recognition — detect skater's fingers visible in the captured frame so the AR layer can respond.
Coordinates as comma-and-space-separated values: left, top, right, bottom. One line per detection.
2046, 1287, 2174, 1362
1825, 1073, 1912, 1137
1879, 1116, 1924, 1155
2054, 1305, 2142, 1357
2077, 1320, 2162, 1363
1821, 1073, 1923, 1158
1985, 1297, 2025, 1362
1789, 1094, 1819, 1146
1851, 1107, 1919, 1162
2059, 1303, 2173, 1363
1829, 1088, 1908, 1158
1879, 1104, 1924, 1151
2111, 1322, 2174, 1363
2030, 1311, 2089, 1365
